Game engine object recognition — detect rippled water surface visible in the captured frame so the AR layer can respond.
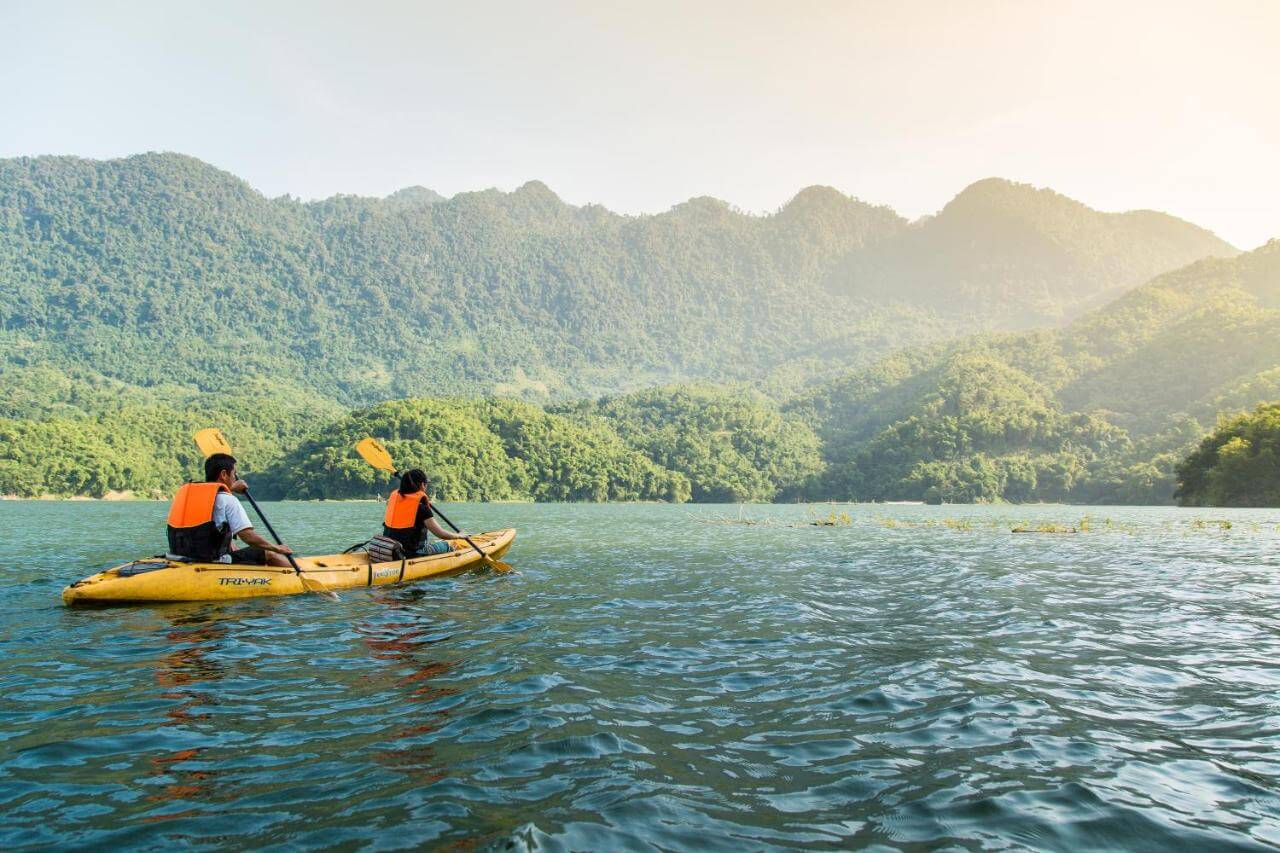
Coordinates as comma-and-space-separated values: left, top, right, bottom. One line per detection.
2, 501, 1280, 850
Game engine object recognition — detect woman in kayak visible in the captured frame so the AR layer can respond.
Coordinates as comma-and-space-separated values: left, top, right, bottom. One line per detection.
382, 469, 468, 556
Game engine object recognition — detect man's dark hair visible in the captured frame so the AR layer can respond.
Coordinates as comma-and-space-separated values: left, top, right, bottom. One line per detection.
205, 453, 237, 483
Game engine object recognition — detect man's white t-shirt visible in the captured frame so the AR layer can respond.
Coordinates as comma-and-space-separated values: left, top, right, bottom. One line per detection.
212, 492, 253, 562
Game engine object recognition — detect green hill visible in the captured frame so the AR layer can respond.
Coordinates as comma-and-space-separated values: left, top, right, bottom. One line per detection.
0, 153, 911, 403
834, 178, 1236, 327
1175, 402, 1280, 507
255, 386, 822, 504
788, 241, 1280, 503
0, 154, 1234, 406
0, 152, 1263, 503
553, 384, 824, 502
0, 362, 342, 498
257, 396, 691, 502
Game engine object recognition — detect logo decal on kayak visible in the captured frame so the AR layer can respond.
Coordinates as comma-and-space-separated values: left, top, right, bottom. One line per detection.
218, 577, 272, 586
373, 567, 400, 580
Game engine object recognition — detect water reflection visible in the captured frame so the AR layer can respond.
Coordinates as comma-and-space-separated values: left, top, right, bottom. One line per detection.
138, 608, 230, 819
146, 748, 212, 810
155, 612, 226, 725
357, 595, 459, 783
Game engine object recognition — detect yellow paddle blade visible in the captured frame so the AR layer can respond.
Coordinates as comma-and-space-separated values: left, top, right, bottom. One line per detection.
355, 437, 397, 474
300, 575, 340, 600
194, 428, 235, 458
484, 555, 515, 573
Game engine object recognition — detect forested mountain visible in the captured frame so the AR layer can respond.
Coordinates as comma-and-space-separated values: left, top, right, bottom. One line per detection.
0, 153, 1234, 405
788, 242, 1280, 503
832, 178, 1236, 327
0, 153, 905, 404
0, 152, 1268, 503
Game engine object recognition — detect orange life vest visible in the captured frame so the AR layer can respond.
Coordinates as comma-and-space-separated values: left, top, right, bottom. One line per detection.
383, 489, 429, 552
166, 482, 233, 562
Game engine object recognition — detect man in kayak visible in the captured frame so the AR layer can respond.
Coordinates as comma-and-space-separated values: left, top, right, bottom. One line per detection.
382, 469, 468, 556
166, 453, 294, 567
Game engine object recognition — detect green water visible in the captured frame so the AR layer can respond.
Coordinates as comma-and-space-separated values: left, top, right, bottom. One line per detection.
2, 501, 1279, 849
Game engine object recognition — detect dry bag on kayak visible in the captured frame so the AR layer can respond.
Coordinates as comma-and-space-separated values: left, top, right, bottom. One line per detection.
365, 535, 404, 564
364, 535, 407, 584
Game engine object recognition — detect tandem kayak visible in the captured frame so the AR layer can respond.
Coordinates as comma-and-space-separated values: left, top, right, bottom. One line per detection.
61, 528, 516, 605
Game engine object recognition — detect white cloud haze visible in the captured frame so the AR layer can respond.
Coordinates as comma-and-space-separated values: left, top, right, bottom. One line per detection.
2, 0, 1276, 246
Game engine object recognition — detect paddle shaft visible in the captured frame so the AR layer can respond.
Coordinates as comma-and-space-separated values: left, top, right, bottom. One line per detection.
240, 487, 302, 573
428, 502, 489, 562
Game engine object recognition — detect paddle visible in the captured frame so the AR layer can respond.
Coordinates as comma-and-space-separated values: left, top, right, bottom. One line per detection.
354, 437, 514, 573
193, 428, 338, 599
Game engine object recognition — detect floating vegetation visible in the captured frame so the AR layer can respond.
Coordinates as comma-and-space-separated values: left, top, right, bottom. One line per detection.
1189, 518, 1237, 531
694, 509, 1275, 537
1011, 522, 1078, 534
873, 517, 994, 530
807, 510, 853, 527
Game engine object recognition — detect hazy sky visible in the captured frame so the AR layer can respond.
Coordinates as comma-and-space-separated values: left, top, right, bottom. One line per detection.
2, 0, 1276, 247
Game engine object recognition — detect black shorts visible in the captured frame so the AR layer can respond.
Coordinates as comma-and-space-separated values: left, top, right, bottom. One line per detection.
229, 546, 268, 565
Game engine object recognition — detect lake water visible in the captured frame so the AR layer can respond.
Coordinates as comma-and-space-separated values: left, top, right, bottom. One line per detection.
1, 501, 1279, 850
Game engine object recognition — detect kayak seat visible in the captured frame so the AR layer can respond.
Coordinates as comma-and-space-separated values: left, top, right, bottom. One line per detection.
117, 560, 176, 577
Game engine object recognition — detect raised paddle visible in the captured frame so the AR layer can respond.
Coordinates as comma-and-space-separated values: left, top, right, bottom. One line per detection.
193, 428, 338, 600
354, 437, 514, 573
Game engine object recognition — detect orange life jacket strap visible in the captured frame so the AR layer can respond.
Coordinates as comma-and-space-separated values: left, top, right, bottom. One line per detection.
167, 482, 231, 528
384, 490, 426, 529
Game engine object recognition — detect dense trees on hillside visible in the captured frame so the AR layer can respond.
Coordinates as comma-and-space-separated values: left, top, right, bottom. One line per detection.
1175, 403, 1280, 507
256, 388, 820, 503
557, 385, 824, 502
0, 154, 1275, 504
0, 154, 1234, 406
0, 364, 341, 497
0, 153, 924, 403
1, 370, 1278, 506
786, 243, 1280, 504
0, 382, 818, 503
258, 397, 690, 502
795, 352, 1126, 503
835, 178, 1235, 325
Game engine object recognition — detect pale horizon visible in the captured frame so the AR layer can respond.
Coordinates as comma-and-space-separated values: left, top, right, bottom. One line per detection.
2, 0, 1277, 248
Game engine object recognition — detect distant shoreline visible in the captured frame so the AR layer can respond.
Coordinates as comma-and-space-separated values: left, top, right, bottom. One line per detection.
1, 490, 149, 502
1, 495, 1218, 508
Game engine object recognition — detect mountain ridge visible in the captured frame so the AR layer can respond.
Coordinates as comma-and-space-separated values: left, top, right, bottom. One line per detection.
0, 152, 1239, 409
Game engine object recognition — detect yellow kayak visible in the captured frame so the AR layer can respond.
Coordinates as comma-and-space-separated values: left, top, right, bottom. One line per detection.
62, 528, 516, 605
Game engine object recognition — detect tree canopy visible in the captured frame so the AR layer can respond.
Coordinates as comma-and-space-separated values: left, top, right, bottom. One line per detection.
1175, 403, 1280, 507
0, 153, 1233, 406
1, 154, 1273, 505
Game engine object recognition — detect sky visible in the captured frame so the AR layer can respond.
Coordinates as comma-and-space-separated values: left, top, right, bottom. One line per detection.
1, 0, 1277, 248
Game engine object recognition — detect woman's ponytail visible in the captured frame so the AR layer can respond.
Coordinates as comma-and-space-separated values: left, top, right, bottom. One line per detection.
398, 468, 428, 496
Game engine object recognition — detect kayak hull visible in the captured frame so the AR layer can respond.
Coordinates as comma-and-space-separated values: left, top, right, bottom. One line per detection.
61, 528, 516, 605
